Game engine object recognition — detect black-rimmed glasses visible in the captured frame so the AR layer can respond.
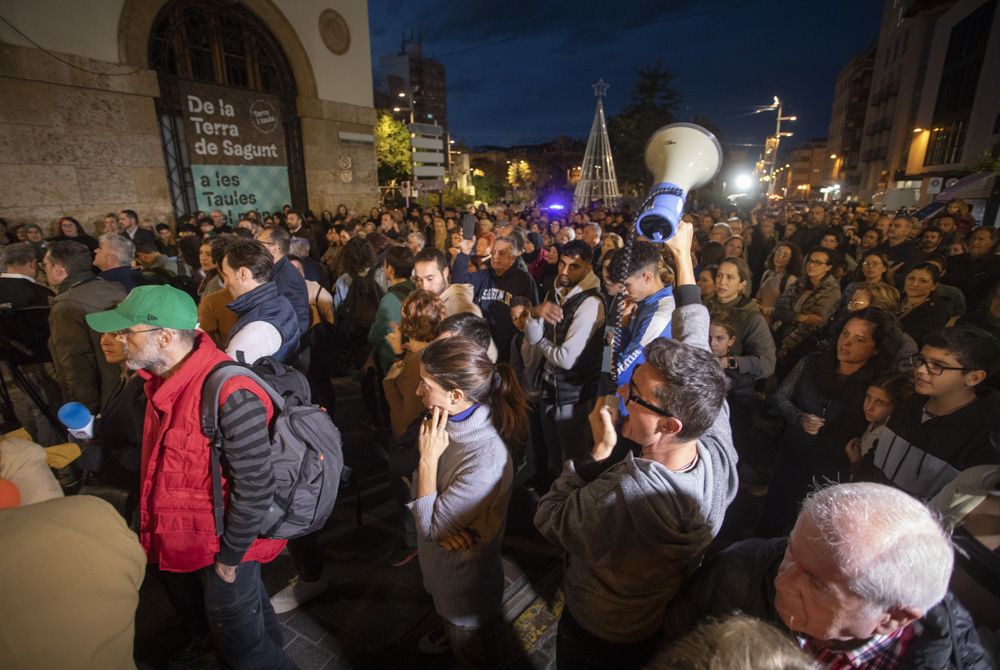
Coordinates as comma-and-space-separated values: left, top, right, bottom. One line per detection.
908, 353, 973, 376
623, 380, 672, 417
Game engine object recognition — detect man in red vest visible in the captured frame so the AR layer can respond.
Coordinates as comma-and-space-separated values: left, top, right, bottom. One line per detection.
87, 285, 297, 669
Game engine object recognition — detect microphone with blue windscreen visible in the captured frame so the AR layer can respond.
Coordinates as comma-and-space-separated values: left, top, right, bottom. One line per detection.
57, 402, 95, 440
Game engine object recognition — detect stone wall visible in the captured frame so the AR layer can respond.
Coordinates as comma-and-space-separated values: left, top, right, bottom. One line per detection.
299, 97, 378, 216
0, 0, 381, 233
0, 41, 172, 235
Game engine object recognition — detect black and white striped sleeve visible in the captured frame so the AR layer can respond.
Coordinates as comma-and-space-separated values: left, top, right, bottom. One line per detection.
216, 388, 275, 565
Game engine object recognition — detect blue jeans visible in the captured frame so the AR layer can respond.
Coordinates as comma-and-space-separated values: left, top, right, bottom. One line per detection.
200, 561, 299, 670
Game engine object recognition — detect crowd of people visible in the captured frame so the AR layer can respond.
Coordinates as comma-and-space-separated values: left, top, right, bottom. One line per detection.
0, 196, 998, 670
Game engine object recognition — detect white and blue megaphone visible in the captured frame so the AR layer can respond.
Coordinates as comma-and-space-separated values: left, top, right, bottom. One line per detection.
634, 122, 723, 243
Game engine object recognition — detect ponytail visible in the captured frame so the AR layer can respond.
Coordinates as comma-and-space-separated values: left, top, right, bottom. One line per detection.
489, 363, 528, 445
421, 337, 529, 449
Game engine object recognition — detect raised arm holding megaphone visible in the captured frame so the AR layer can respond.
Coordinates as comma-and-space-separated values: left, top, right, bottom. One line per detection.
606, 122, 723, 393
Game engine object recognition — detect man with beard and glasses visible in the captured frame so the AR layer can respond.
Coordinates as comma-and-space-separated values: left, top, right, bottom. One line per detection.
86, 285, 296, 669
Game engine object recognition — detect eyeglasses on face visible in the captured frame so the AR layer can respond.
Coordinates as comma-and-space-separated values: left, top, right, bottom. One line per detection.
623, 380, 672, 418
908, 353, 973, 376
806, 258, 829, 266
113, 327, 164, 339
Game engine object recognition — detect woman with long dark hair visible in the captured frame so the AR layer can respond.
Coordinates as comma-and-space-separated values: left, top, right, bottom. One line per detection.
50, 217, 98, 252
772, 247, 842, 367
196, 239, 219, 297
411, 336, 528, 666
898, 263, 950, 345
759, 307, 903, 537
706, 257, 776, 460
176, 235, 203, 282
755, 242, 802, 323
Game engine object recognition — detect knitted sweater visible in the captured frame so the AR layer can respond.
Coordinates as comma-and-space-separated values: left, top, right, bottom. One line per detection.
408, 404, 513, 627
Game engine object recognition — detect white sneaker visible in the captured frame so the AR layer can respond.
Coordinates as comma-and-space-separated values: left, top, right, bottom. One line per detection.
269, 574, 329, 614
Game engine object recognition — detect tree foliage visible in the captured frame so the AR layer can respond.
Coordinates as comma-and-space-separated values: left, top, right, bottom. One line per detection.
506, 160, 533, 188
607, 60, 683, 192
471, 167, 505, 203
374, 113, 411, 185
970, 150, 1000, 174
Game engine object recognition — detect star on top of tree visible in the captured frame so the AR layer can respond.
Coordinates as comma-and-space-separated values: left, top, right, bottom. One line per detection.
592, 78, 609, 98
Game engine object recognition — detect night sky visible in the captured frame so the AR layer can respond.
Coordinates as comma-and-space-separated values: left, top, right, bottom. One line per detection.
368, 0, 883, 149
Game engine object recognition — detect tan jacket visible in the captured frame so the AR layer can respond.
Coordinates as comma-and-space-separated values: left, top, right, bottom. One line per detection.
383, 345, 427, 440
198, 286, 237, 348
0, 435, 63, 506
0, 495, 146, 669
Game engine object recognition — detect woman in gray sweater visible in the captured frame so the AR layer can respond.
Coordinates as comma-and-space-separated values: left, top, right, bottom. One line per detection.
408, 336, 529, 667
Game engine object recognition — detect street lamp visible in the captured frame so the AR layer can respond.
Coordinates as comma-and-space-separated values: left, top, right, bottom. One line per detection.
394, 90, 416, 125
756, 96, 797, 195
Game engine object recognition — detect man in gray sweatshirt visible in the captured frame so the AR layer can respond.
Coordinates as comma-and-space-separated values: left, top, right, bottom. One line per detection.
533, 221, 739, 669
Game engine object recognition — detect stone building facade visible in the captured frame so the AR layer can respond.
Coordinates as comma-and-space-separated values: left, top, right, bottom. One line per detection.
0, 0, 378, 234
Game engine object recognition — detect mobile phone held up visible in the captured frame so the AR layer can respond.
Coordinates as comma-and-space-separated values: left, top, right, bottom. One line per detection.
461, 213, 477, 240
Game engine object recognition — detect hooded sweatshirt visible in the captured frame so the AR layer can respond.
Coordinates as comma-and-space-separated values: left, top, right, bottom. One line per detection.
863, 389, 1000, 499
451, 252, 539, 362
533, 289, 739, 644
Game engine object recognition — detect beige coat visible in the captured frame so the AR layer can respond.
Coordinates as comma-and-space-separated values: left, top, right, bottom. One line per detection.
0, 495, 146, 669
0, 435, 63, 505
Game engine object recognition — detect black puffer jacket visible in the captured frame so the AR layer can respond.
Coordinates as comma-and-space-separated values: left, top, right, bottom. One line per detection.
664, 538, 994, 670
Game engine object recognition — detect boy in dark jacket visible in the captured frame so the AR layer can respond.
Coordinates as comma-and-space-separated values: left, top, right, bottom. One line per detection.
862, 326, 1000, 499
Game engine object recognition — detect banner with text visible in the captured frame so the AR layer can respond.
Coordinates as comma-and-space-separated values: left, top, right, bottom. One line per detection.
179, 81, 292, 223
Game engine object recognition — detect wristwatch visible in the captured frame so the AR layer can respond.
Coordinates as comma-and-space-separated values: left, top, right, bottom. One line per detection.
727, 356, 738, 370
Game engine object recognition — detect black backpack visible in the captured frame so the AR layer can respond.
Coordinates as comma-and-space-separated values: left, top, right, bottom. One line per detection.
200, 356, 344, 540
338, 271, 383, 336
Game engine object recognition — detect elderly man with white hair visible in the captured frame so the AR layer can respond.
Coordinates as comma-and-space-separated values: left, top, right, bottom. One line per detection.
94, 233, 142, 291
665, 483, 992, 669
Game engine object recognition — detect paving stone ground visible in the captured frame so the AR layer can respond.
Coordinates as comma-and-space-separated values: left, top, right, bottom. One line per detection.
2, 366, 767, 669
133, 377, 565, 670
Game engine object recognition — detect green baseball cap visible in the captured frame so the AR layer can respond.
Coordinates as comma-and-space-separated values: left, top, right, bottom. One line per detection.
86, 285, 198, 333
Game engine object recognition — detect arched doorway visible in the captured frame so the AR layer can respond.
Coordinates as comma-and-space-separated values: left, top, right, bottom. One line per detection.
149, 0, 307, 221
